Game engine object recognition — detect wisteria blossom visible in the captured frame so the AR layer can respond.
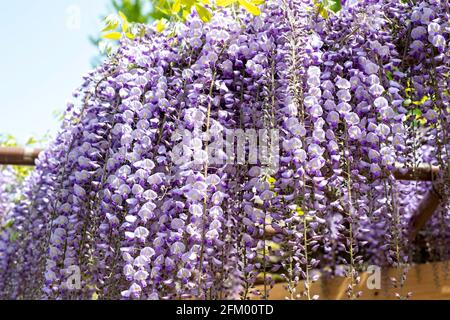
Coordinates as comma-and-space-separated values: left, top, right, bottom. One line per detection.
0, 0, 449, 300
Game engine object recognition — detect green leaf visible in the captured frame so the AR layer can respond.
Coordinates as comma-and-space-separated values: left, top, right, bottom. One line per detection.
238, 0, 261, 15
155, 6, 171, 16
10, 231, 19, 242
182, 9, 191, 20
172, 0, 181, 14
25, 137, 38, 146
267, 176, 276, 184
119, 11, 129, 32
125, 32, 135, 40
102, 21, 119, 32
155, 19, 167, 33
386, 70, 394, 81
412, 95, 429, 105
102, 32, 122, 40
3, 219, 14, 229
322, 0, 341, 13
217, 0, 237, 6
139, 27, 146, 38
102, 13, 121, 32
0, 134, 18, 147
182, 0, 196, 7
316, 2, 329, 19
195, 4, 212, 22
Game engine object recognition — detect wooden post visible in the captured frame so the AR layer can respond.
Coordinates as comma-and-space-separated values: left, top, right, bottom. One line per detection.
0, 147, 42, 166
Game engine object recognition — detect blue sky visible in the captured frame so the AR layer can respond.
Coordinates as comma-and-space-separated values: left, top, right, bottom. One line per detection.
0, 1, 111, 145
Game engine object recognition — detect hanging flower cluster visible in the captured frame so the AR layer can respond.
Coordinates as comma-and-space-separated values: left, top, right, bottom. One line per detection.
0, 166, 22, 296
0, 167, 18, 222
1, 0, 449, 300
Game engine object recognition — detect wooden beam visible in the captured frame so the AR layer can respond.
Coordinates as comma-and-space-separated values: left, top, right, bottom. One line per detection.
253, 261, 450, 300
409, 188, 442, 240
0, 148, 441, 182
394, 165, 443, 240
393, 164, 440, 181
0, 147, 42, 166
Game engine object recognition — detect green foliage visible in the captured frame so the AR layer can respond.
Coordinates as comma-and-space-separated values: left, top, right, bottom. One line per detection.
112, 0, 162, 23
94, 0, 266, 50
314, 0, 342, 18
154, 0, 215, 26
402, 78, 429, 127
102, 11, 136, 40
321, 0, 341, 13
9, 230, 20, 243
216, 0, 263, 16
0, 219, 15, 235
91, 0, 160, 65
2, 219, 14, 230
0, 134, 20, 148
0, 134, 45, 149
148, 0, 266, 33
195, 3, 212, 22
155, 18, 168, 32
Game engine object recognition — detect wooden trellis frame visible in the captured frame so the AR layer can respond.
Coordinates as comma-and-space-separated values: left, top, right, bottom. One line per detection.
0, 147, 443, 238
0, 147, 42, 166
254, 261, 450, 300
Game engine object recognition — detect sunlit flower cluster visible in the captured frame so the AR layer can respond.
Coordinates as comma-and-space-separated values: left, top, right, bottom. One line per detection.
1, 0, 448, 300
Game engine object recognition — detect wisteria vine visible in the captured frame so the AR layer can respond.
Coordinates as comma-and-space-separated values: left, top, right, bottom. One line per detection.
1, 0, 449, 300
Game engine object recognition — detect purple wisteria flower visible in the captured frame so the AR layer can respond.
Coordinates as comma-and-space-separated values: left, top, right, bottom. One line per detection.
1, 0, 449, 302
